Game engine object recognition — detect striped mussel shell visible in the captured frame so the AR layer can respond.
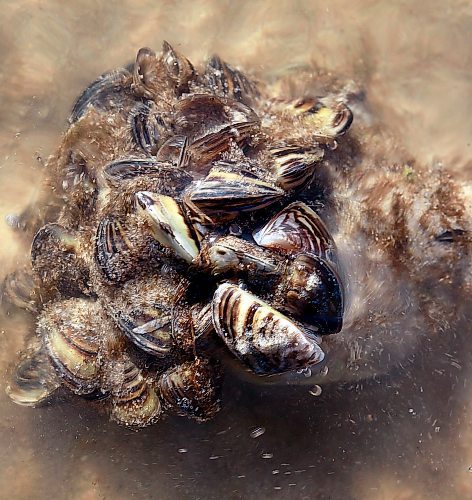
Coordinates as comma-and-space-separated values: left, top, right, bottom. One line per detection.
69, 68, 131, 124
31, 223, 89, 298
253, 201, 336, 263
212, 283, 325, 375
173, 94, 260, 167
196, 235, 281, 276
184, 163, 284, 225
287, 96, 353, 141
135, 191, 199, 263
157, 359, 221, 421
269, 144, 324, 191
40, 299, 103, 395
108, 357, 161, 427
6, 339, 60, 407
128, 102, 169, 155
110, 273, 195, 359
202, 54, 260, 104
95, 216, 135, 283
283, 253, 344, 335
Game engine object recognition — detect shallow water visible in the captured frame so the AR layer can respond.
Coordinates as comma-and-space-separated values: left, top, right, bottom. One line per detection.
1, 1, 471, 499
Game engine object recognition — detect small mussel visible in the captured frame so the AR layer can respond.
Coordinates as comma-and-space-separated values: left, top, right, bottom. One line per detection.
0, 266, 40, 314
40, 299, 105, 395
31, 223, 89, 299
202, 54, 260, 104
6, 339, 60, 407
108, 357, 162, 427
128, 102, 170, 155
212, 283, 325, 375
157, 358, 221, 421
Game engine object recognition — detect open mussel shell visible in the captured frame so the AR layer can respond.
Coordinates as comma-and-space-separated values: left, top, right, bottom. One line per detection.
6, 340, 60, 407
269, 145, 324, 191
128, 102, 169, 155
108, 358, 162, 427
69, 68, 131, 124
40, 299, 103, 395
202, 54, 260, 103
212, 283, 325, 375
185, 165, 284, 225
132, 47, 161, 98
253, 201, 336, 262
284, 253, 344, 335
157, 359, 221, 421
135, 191, 199, 263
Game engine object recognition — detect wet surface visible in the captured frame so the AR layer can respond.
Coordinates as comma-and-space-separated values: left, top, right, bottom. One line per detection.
1, 1, 471, 498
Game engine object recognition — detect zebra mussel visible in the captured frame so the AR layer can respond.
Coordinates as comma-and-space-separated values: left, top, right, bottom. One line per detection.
3, 41, 352, 427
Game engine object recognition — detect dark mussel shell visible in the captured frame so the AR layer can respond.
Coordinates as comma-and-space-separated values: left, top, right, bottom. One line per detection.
95, 216, 137, 283
202, 54, 260, 104
128, 102, 169, 155
40, 299, 104, 395
157, 358, 221, 421
0, 266, 40, 314
212, 283, 324, 375
284, 253, 344, 334
69, 69, 131, 124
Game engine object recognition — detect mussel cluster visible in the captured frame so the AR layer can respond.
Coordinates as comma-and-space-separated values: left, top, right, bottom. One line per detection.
3, 42, 352, 426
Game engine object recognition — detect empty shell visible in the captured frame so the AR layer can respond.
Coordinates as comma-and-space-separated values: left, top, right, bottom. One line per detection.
212, 283, 324, 375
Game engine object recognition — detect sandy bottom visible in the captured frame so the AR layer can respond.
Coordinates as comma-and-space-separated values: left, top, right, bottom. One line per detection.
0, 1, 471, 498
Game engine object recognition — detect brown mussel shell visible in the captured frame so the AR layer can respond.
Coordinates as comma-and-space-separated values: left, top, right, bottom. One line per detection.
69, 68, 132, 124
31, 223, 89, 299
202, 54, 260, 104
128, 102, 169, 155
40, 299, 105, 395
157, 358, 221, 421
108, 357, 162, 427
283, 253, 344, 335
0, 266, 40, 314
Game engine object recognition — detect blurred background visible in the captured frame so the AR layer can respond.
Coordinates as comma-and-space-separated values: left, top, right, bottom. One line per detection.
0, 1, 471, 498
